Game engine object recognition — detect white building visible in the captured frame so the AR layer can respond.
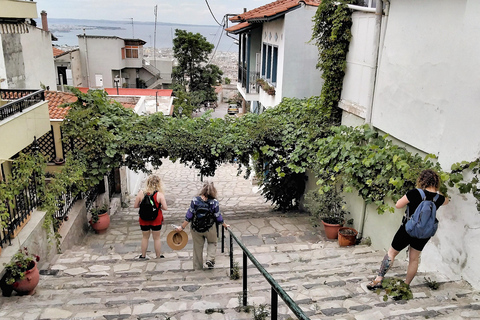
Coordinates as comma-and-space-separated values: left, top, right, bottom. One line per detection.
0, 1, 56, 90
339, 0, 480, 289
226, 0, 322, 113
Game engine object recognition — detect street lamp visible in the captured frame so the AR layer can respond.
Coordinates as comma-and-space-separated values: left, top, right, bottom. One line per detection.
114, 77, 120, 95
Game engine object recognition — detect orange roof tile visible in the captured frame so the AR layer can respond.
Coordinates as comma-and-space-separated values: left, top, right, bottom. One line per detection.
46, 90, 76, 120
225, 21, 251, 33
46, 88, 158, 120
230, 0, 320, 22
76, 87, 173, 97
52, 47, 65, 57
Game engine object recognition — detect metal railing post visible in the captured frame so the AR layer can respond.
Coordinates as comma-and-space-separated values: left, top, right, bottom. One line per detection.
221, 225, 225, 253
227, 229, 310, 320
243, 251, 248, 307
271, 288, 278, 319
229, 233, 233, 277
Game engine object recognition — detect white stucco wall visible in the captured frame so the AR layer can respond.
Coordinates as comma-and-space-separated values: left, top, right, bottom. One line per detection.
340, 12, 379, 117
259, 19, 284, 109
0, 38, 6, 89
339, 0, 480, 289
283, 4, 323, 99
78, 36, 125, 89
21, 27, 56, 90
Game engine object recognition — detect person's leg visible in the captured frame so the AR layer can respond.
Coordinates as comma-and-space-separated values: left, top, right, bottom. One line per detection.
205, 225, 218, 267
152, 230, 162, 258
141, 230, 151, 258
405, 247, 422, 285
191, 231, 204, 270
367, 246, 400, 289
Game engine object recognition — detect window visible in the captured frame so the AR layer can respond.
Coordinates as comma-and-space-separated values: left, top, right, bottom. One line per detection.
122, 46, 139, 59
355, 0, 376, 7
261, 43, 278, 85
261, 44, 267, 77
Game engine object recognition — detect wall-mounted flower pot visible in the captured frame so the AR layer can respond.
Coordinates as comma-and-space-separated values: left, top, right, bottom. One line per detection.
322, 220, 343, 240
338, 227, 358, 247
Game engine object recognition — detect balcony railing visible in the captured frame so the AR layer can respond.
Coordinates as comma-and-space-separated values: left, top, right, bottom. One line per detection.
238, 64, 260, 94
0, 89, 45, 121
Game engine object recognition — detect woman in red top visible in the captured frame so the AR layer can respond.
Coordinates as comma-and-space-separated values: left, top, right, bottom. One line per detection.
134, 175, 168, 259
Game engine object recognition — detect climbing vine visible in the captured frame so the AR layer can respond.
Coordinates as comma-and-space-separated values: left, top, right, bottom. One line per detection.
312, 0, 354, 122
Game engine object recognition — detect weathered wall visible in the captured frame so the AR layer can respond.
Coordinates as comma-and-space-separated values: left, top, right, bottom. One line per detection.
21, 26, 56, 89
2, 33, 26, 88
338, 0, 480, 289
283, 4, 323, 99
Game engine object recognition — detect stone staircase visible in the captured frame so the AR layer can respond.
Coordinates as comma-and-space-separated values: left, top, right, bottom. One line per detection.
0, 201, 478, 320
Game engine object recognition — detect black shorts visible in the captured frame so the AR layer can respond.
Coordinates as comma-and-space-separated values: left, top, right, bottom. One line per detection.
391, 223, 430, 252
140, 224, 162, 231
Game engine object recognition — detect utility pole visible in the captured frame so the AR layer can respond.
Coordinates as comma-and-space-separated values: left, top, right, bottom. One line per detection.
130, 18, 134, 38
154, 5, 158, 71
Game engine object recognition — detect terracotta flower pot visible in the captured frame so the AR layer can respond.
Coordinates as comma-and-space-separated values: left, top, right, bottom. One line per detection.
13, 261, 40, 295
322, 220, 343, 240
338, 227, 358, 247
89, 212, 110, 234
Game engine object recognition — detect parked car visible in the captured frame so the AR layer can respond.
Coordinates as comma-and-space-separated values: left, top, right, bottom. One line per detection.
228, 104, 239, 115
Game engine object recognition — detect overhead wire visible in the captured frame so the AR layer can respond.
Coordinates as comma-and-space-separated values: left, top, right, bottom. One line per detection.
204, 0, 223, 26
207, 16, 225, 65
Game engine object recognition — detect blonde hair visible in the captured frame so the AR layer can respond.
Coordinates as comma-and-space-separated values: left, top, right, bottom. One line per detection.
145, 174, 163, 194
199, 181, 217, 199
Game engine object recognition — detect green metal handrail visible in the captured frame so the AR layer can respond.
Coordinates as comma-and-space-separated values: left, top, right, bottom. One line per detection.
221, 227, 310, 320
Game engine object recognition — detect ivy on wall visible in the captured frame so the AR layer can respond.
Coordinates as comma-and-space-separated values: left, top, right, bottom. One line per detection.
311, 0, 354, 123
2, 0, 480, 251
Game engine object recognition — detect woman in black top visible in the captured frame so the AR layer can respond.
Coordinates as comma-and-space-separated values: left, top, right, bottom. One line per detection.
367, 169, 449, 290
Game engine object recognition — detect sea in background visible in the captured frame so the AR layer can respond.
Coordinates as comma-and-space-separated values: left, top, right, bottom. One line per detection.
38, 18, 238, 52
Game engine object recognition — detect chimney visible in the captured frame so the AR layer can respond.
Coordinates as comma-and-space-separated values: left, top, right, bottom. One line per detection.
41, 10, 48, 32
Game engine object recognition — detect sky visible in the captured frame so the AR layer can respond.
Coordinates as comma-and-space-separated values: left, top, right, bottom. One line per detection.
36, 0, 267, 26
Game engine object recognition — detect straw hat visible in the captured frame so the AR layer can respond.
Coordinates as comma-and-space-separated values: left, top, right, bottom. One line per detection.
167, 230, 188, 250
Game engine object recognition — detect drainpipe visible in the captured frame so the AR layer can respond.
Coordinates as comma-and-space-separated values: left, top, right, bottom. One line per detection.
83, 29, 90, 88
364, 0, 384, 126
359, 0, 385, 239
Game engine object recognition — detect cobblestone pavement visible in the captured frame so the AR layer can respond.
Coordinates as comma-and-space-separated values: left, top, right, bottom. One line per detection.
0, 160, 479, 319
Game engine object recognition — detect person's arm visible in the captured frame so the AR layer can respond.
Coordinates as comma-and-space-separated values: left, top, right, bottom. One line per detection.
213, 201, 229, 229
441, 194, 450, 206
156, 192, 168, 210
133, 190, 144, 208
176, 198, 195, 231
395, 195, 409, 209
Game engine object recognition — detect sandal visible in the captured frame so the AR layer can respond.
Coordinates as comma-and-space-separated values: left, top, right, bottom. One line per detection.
366, 279, 383, 290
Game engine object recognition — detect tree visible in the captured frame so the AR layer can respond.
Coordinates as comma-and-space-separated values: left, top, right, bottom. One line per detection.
172, 29, 223, 111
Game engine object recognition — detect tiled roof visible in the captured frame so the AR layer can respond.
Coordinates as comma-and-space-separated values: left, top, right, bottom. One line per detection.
46, 90, 76, 120
225, 22, 251, 33
46, 88, 167, 120
77, 88, 173, 97
230, 0, 320, 22
52, 47, 65, 57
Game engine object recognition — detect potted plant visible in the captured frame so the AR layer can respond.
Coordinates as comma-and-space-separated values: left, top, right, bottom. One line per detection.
2, 247, 40, 296
305, 187, 349, 239
54, 158, 65, 165
338, 220, 358, 246
89, 204, 110, 234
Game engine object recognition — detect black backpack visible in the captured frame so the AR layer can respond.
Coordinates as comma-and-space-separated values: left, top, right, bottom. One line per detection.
191, 197, 216, 232
139, 191, 161, 221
